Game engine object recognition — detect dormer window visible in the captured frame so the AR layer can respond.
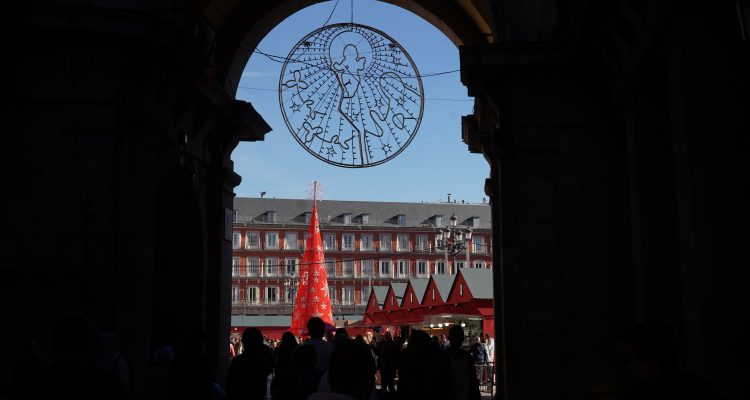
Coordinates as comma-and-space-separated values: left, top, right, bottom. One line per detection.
361, 213, 369, 225
397, 214, 406, 226
266, 211, 276, 223
434, 215, 443, 227
304, 212, 312, 224
343, 213, 352, 225
471, 216, 480, 227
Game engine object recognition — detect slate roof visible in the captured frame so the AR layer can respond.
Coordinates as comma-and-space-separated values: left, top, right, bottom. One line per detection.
457, 268, 494, 299
233, 197, 492, 229
372, 286, 389, 308
408, 278, 429, 303
391, 282, 408, 304
432, 274, 455, 300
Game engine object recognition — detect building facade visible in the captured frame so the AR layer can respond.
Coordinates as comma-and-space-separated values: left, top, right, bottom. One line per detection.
231, 197, 492, 331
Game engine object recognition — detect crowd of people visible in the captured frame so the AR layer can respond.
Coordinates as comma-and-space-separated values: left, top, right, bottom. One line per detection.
226, 318, 485, 400
8, 315, 725, 400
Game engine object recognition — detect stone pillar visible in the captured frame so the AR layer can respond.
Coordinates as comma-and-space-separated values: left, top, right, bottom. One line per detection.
462, 44, 632, 400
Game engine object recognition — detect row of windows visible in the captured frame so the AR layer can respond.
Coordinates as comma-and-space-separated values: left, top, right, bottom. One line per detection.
232, 231, 488, 254
231, 256, 489, 278
231, 285, 362, 305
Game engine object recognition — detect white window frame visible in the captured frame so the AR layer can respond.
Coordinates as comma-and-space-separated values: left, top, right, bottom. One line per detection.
232, 231, 241, 249
246, 231, 260, 249
397, 215, 406, 226
285, 283, 296, 304
246, 257, 260, 277
342, 260, 354, 277
232, 286, 240, 303
360, 234, 373, 251
232, 257, 240, 277
473, 260, 485, 269
265, 231, 279, 250
436, 260, 447, 275
341, 286, 354, 305
265, 286, 279, 304
415, 234, 428, 252
472, 236, 485, 254
379, 234, 391, 252
265, 257, 278, 277
361, 259, 373, 277
454, 261, 465, 271
329, 286, 337, 304
284, 232, 298, 250
379, 259, 392, 278
302, 232, 309, 250
325, 259, 336, 277
285, 258, 297, 276
397, 259, 409, 278
247, 286, 259, 304
396, 234, 410, 252
417, 260, 428, 277
324, 233, 336, 251
341, 234, 355, 251
343, 214, 352, 225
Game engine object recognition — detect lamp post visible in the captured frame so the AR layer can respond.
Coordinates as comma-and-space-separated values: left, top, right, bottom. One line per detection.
435, 214, 473, 273
284, 274, 298, 307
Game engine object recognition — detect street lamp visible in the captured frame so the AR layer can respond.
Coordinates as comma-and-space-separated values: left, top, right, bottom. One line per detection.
435, 214, 473, 273
284, 274, 298, 306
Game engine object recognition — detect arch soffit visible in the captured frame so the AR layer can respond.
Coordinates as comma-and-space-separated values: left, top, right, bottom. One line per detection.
201, 0, 494, 97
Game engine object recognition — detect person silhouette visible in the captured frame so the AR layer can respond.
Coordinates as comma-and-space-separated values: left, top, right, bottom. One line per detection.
436, 325, 481, 400
226, 327, 274, 400
308, 339, 377, 400
271, 331, 298, 400
397, 329, 440, 400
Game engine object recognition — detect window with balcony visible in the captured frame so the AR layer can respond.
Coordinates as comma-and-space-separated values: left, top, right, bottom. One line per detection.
266, 286, 278, 304
285, 258, 297, 276
325, 259, 336, 277
361, 259, 373, 277
454, 261, 465, 270
379, 234, 391, 252
415, 235, 428, 252
397, 234, 409, 252
302, 233, 309, 250
343, 260, 354, 277
232, 232, 241, 249
436, 260, 447, 275
329, 286, 337, 304
265, 257, 278, 276
265, 232, 279, 250
232, 286, 240, 303
341, 234, 355, 251
417, 260, 428, 277
397, 259, 409, 278
473, 260, 486, 269
379, 260, 392, 277
232, 257, 240, 277
472, 236, 485, 254
247, 286, 258, 304
246, 257, 260, 277
246, 232, 260, 249
324, 233, 336, 251
342, 287, 354, 305
360, 234, 373, 251
285, 232, 298, 250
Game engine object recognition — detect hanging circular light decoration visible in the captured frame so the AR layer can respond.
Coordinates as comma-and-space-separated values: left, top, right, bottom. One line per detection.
279, 23, 424, 168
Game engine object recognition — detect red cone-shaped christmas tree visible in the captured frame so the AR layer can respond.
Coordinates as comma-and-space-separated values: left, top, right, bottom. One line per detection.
290, 185, 334, 336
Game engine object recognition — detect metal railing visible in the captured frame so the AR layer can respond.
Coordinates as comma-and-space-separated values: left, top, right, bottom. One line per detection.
475, 362, 495, 397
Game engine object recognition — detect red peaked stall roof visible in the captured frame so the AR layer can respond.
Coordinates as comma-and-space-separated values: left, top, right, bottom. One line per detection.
360, 269, 495, 326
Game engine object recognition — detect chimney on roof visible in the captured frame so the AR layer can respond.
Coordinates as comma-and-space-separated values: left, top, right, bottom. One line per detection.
260, 191, 266, 198
447, 193, 452, 203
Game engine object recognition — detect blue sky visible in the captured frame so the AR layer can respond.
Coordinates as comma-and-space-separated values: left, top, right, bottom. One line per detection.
232, 0, 489, 204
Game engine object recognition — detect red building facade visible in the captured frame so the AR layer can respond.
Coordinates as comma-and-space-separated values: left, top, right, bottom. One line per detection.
231, 197, 492, 336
